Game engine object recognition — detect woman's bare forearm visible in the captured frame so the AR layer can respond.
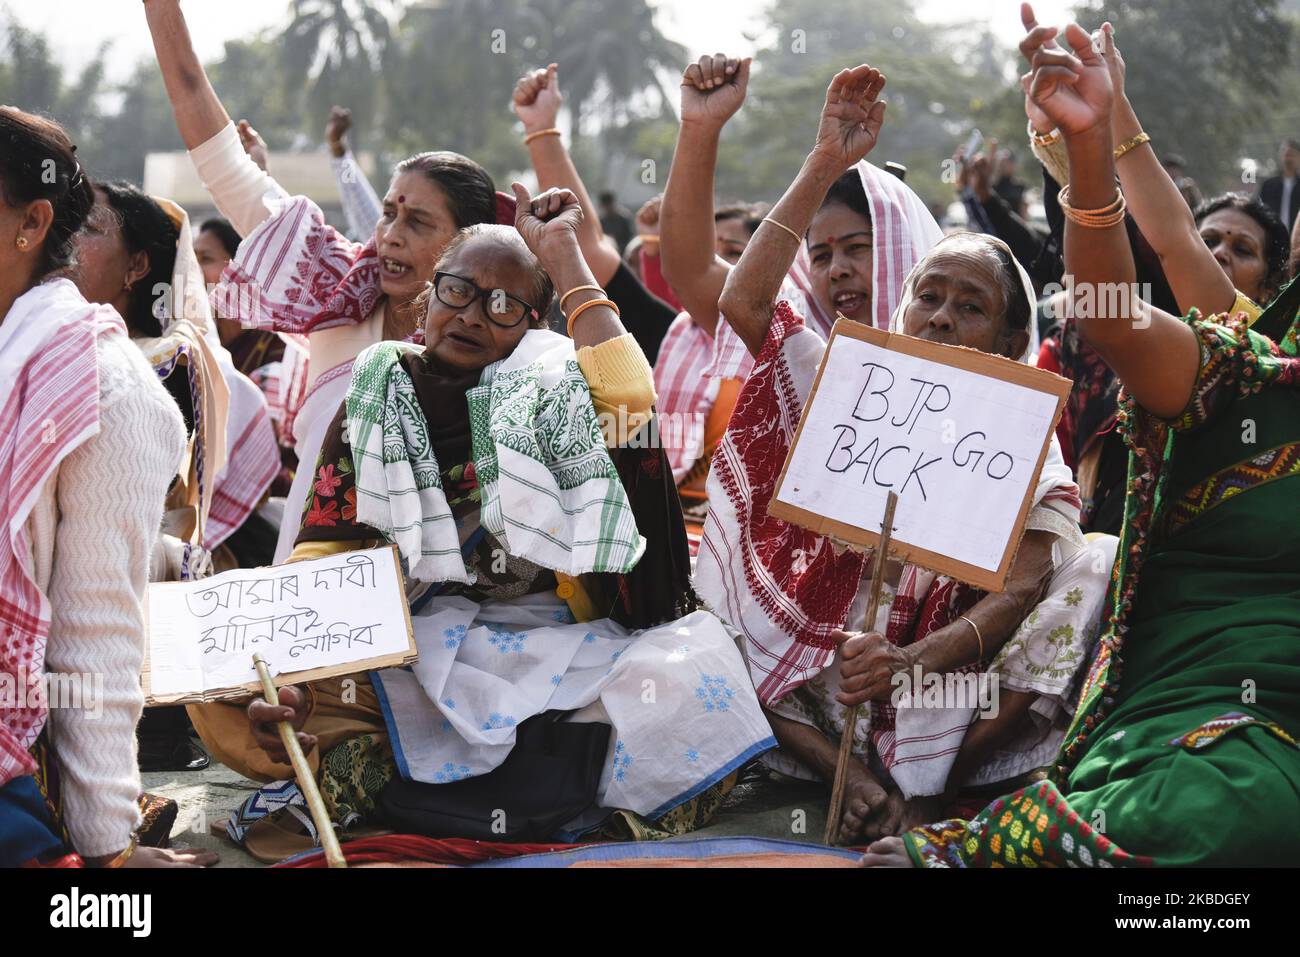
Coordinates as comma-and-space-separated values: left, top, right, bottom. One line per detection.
143, 0, 232, 149
911, 530, 1054, 675
1110, 95, 1234, 314
719, 151, 843, 356
542, 236, 625, 348
1065, 126, 1200, 418
660, 121, 729, 333
525, 136, 621, 285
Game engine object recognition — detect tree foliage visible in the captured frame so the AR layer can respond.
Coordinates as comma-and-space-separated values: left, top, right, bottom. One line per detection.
1, 1, 1296, 206
1073, 0, 1293, 191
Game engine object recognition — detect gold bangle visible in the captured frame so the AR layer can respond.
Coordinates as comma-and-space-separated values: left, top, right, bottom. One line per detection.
959, 615, 984, 664
1113, 131, 1151, 161
559, 284, 604, 311
1057, 186, 1127, 229
524, 127, 561, 145
762, 216, 802, 244
98, 836, 138, 869
565, 297, 619, 337
1030, 126, 1062, 148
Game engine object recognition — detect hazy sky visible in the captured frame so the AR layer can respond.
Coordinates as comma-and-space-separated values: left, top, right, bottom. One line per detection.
9, 0, 1076, 80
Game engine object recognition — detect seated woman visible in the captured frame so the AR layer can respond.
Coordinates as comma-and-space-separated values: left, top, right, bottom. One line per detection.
195, 215, 299, 500
188, 186, 773, 854
696, 64, 1116, 845
74, 182, 282, 772
73, 181, 279, 575
866, 22, 1300, 868
146, 0, 511, 565
0, 106, 212, 867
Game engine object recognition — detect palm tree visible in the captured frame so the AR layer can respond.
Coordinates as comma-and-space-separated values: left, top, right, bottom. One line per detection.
514, 0, 687, 140
384, 0, 529, 161
377, 0, 685, 175
280, 0, 397, 140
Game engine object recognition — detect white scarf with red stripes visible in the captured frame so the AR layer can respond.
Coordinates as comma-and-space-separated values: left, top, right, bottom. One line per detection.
697, 233, 1078, 706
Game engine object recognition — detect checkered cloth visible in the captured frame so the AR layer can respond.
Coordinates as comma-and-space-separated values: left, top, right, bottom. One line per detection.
348, 332, 645, 584
652, 313, 752, 483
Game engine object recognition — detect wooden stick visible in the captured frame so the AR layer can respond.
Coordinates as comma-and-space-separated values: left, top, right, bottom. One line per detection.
252, 654, 347, 869
823, 491, 899, 846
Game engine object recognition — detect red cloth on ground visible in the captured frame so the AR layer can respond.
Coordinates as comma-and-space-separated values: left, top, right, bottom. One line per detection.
276, 835, 580, 868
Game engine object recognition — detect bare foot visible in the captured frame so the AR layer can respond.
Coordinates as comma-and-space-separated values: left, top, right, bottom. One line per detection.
862, 787, 906, 840
859, 836, 914, 867
836, 757, 888, 845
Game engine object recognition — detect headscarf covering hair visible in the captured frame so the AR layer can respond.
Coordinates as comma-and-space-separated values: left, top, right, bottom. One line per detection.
156, 197, 279, 554
133, 198, 231, 569
697, 229, 1077, 705
889, 231, 1038, 362
709, 160, 944, 378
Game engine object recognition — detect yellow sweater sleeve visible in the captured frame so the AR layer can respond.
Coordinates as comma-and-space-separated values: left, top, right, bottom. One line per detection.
576, 333, 657, 448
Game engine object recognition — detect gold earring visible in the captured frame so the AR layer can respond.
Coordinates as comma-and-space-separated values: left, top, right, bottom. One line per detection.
16, 236, 28, 249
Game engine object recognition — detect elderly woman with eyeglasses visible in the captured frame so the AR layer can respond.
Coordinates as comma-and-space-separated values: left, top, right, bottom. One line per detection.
187, 185, 774, 858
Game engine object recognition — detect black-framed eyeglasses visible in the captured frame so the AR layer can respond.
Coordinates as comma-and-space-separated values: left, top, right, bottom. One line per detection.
431, 271, 539, 328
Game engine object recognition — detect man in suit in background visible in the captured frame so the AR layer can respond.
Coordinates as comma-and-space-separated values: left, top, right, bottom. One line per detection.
1259, 139, 1300, 233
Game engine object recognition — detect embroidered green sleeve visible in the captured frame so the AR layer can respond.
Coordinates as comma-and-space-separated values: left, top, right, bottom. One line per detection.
1122, 310, 1300, 437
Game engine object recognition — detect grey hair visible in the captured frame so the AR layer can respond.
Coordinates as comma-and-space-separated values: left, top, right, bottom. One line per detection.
932, 232, 1032, 332
428, 224, 554, 325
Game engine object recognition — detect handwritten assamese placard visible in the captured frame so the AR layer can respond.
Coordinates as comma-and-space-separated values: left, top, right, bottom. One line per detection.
143, 545, 416, 704
768, 321, 1070, 592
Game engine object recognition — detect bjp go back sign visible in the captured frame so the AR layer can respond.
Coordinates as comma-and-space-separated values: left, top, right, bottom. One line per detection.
768, 321, 1070, 591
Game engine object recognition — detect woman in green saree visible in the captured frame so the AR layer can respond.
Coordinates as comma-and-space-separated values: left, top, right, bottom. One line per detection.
865, 20, 1300, 868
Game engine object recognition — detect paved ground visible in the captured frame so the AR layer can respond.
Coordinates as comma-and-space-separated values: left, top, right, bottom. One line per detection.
141, 762, 264, 868
142, 757, 834, 867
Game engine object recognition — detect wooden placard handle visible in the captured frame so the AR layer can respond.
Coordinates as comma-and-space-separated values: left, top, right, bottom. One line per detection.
253, 654, 347, 868
823, 491, 898, 846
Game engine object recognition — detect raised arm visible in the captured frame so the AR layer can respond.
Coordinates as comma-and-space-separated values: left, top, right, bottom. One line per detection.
145, 0, 287, 236
325, 107, 383, 242
514, 184, 656, 445
513, 184, 625, 349
1022, 23, 1199, 419
513, 65, 622, 285
143, 0, 232, 148
659, 55, 751, 335
1096, 21, 1234, 314
719, 65, 887, 357
1020, 5, 1234, 315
